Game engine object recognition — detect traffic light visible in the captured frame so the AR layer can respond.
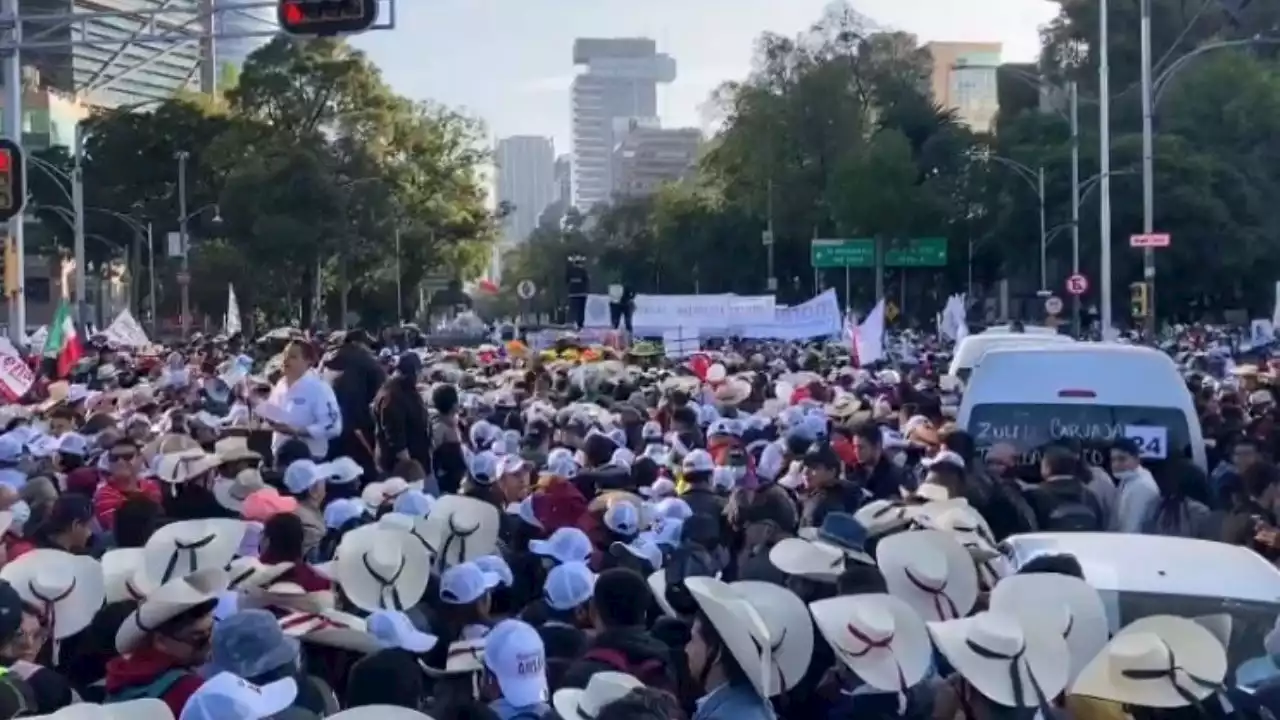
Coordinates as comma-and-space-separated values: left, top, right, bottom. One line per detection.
0, 139, 26, 223
1130, 281, 1149, 318
278, 0, 378, 36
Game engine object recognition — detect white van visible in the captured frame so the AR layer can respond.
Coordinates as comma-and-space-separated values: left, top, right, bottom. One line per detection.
957, 343, 1205, 470
947, 332, 1075, 384
981, 324, 1061, 335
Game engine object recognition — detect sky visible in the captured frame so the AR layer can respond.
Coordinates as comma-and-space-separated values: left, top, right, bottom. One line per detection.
353, 0, 1060, 156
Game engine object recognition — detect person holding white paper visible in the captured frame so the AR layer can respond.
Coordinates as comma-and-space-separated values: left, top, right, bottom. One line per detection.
260, 340, 343, 460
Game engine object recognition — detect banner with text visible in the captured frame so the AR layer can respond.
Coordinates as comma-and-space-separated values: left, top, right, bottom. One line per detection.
738, 289, 843, 339
584, 293, 776, 332
0, 338, 34, 402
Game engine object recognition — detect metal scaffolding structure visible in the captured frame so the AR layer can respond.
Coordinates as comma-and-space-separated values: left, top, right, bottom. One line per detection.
0, 0, 397, 340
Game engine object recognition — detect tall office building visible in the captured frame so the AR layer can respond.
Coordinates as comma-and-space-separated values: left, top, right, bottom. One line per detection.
495, 135, 556, 247
924, 41, 1003, 132
612, 120, 701, 198
570, 38, 675, 210
21, 0, 207, 107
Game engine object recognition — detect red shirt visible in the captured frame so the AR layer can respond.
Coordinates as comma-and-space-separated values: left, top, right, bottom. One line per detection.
259, 550, 331, 593
93, 475, 163, 531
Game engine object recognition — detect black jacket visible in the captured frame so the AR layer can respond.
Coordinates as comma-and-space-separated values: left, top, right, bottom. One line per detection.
372, 378, 432, 474
328, 344, 385, 437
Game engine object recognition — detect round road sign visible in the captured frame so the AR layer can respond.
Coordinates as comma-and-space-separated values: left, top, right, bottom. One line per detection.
1066, 274, 1089, 296
1044, 296, 1064, 315
516, 279, 537, 300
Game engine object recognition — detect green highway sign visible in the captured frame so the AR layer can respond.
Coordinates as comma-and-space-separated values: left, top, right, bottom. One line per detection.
810, 237, 948, 268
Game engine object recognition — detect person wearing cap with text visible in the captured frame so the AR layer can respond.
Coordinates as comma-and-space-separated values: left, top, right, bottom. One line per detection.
482, 619, 551, 719
528, 561, 594, 684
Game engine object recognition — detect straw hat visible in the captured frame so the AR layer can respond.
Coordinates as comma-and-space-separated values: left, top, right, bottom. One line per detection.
876, 529, 978, 622
328, 707, 435, 719
278, 609, 380, 653
685, 577, 774, 698
731, 581, 814, 695
214, 436, 262, 464
714, 378, 752, 406
213, 469, 268, 513
421, 638, 487, 677
552, 672, 643, 720
929, 611, 1071, 708
334, 523, 432, 612
102, 548, 150, 603
242, 582, 336, 615
1070, 615, 1227, 709
117, 567, 230, 654
989, 573, 1109, 682
153, 449, 222, 485
809, 593, 932, 693
417, 495, 500, 570
142, 433, 200, 463
0, 549, 105, 639
142, 518, 246, 587
825, 395, 870, 424
25, 699, 175, 719
226, 557, 294, 591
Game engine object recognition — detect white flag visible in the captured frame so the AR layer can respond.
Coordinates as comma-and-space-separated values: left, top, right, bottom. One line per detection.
102, 309, 151, 348
226, 285, 242, 336
855, 299, 886, 365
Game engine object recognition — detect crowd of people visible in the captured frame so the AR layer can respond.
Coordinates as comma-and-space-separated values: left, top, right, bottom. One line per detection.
0, 325, 1270, 720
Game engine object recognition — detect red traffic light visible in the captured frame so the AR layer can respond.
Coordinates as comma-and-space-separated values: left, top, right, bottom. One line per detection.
278, 0, 378, 36
0, 139, 26, 223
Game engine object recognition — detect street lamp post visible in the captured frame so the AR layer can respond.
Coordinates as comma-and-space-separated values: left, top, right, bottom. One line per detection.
1099, 0, 1115, 337
1140, 0, 1156, 335
1070, 81, 1082, 336
176, 151, 190, 340
984, 155, 1048, 296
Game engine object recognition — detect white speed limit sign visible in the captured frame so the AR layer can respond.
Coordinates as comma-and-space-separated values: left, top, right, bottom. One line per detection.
1044, 296, 1064, 315
516, 279, 537, 300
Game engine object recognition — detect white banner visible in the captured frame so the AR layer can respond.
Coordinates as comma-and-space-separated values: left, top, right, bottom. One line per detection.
0, 338, 33, 402
738, 289, 842, 339
102, 309, 151, 348
584, 293, 776, 332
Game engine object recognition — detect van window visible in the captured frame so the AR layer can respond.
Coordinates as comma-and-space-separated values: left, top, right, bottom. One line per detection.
968, 403, 1194, 468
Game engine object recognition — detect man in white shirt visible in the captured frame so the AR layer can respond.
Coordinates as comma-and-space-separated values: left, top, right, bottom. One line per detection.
261, 341, 343, 460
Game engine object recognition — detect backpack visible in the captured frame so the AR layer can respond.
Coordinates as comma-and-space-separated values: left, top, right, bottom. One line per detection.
582, 647, 675, 693
1045, 484, 1103, 531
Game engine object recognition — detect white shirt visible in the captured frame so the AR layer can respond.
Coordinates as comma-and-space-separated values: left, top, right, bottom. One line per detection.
265, 370, 343, 459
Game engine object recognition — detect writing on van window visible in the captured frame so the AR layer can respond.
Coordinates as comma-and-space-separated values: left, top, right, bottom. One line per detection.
974, 422, 1035, 443
1049, 419, 1122, 442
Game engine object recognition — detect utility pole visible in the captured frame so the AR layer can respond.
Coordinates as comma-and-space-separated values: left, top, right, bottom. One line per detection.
1099, 0, 1115, 336
198, 0, 217, 93
176, 150, 190, 340
147, 222, 156, 338
1139, 0, 1156, 335
1070, 81, 1082, 336
763, 178, 776, 293
394, 227, 402, 323
2, 0, 22, 343
72, 128, 86, 325
1037, 166, 1047, 294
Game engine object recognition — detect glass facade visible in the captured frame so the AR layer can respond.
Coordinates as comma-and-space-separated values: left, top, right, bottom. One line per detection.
213, 0, 277, 70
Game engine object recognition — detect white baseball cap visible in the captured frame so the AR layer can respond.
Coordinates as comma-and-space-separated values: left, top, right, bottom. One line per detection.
179, 671, 297, 720
529, 527, 593, 566
367, 610, 438, 653
483, 619, 548, 708
283, 460, 322, 494
439, 562, 501, 605
57, 432, 89, 457
543, 562, 596, 612
603, 503, 640, 537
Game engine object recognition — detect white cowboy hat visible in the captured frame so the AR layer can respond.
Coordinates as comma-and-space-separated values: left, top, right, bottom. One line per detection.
876, 529, 978, 622
334, 522, 432, 612
731, 581, 814, 695
278, 608, 380, 653
102, 548, 149, 603
418, 495, 500, 570
854, 500, 913, 538
212, 469, 268, 513
913, 502, 1009, 589
646, 571, 680, 618
552, 671, 643, 720
929, 611, 1071, 709
214, 436, 262, 464
153, 449, 222, 484
809, 593, 932, 693
421, 638, 487, 677
714, 378, 752, 406
226, 557, 294, 591
117, 567, 230, 654
0, 549, 104, 639
361, 477, 416, 511
1069, 615, 1227, 709
989, 573, 1109, 682
685, 576, 774, 698
25, 698, 175, 719
242, 582, 335, 614
328, 707, 435, 719
142, 518, 245, 587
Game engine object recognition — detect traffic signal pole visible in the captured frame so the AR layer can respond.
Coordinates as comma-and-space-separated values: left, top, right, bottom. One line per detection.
0, 0, 396, 343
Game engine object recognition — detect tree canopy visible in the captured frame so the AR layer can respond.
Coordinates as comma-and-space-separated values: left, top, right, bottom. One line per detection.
31, 36, 499, 333
497, 0, 1280, 325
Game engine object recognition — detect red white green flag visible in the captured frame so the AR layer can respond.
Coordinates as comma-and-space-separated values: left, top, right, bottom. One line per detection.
43, 302, 82, 378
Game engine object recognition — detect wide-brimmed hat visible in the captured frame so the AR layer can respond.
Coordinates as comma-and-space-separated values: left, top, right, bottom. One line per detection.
25, 699, 175, 719
213, 469, 267, 513
810, 593, 932, 693
102, 548, 149, 603
226, 557, 294, 591
278, 608, 380, 653
334, 522, 432, 612
552, 671, 643, 720
117, 567, 229, 654
242, 582, 335, 615
989, 573, 1109, 682
825, 395, 870, 424
1070, 615, 1227, 709
796, 512, 875, 565
143, 518, 245, 588
214, 436, 261, 464
877, 529, 978, 622
714, 378, 752, 406
854, 499, 913, 538
421, 638, 488, 677
685, 576, 774, 698
0, 549, 105, 639
418, 495, 500, 570
328, 707, 436, 719
731, 581, 813, 695
929, 611, 1070, 709
153, 449, 222, 485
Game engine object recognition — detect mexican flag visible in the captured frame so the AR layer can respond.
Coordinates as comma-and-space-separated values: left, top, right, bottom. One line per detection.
43, 302, 82, 378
